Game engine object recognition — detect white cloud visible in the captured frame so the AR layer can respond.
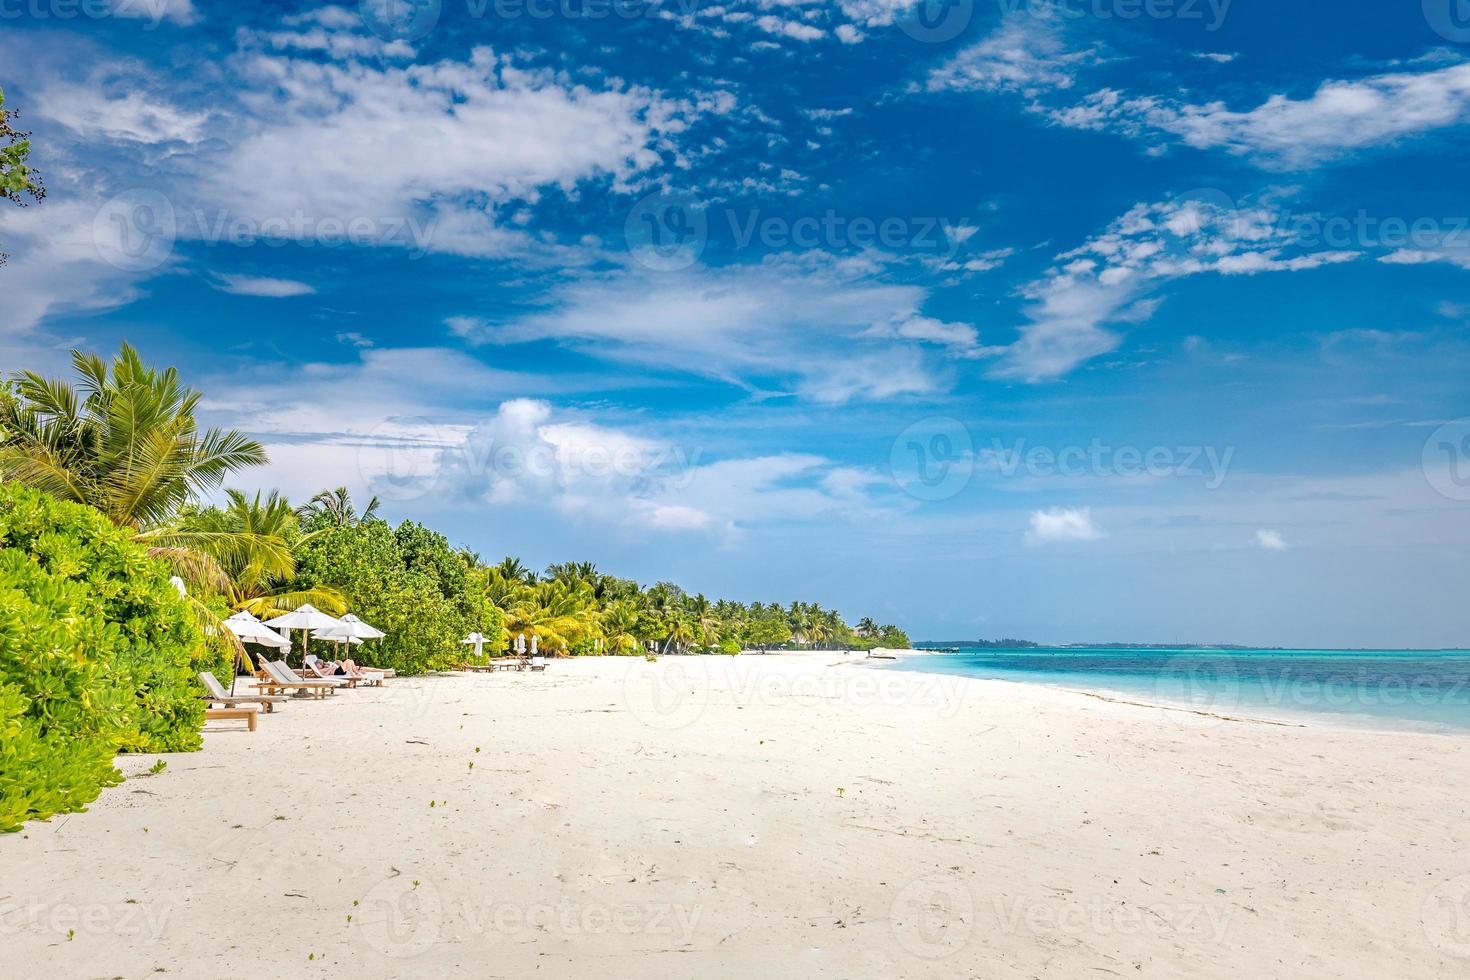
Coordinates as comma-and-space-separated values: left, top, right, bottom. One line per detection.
1256, 528, 1288, 551
449, 257, 977, 403
1051, 60, 1470, 169
108, 0, 200, 27
411, 399, 887, 537
992, 194, 1361, 380
925, 17, 1093, 96
213, 274, 316, 297
1027, 507, 1103, 544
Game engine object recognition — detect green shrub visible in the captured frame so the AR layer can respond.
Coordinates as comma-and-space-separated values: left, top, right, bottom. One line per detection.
0, 484, 204, 832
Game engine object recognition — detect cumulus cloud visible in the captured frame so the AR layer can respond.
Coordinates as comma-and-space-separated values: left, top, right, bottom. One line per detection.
1027, 507, 1103, 544
1256, 528, 1288, 551
410, 399, 890, 536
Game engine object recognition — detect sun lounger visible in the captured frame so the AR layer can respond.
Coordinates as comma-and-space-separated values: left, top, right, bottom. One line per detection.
304, 655, 365, 688
205, 706, 258, 731
529, 656, 547, 672
254, 660, 336, 698
200, 671, 289, 712
462, 662, 496, 673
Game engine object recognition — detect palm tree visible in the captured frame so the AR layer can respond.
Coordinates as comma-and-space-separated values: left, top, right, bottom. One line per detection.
0, 343, 287, 584
179, 489, 345, 619
597, 598, 644, 655
297, 486, 380, 527
495, 556, 535, 584
1, 344, 267, 527
0, 344, 287, 669
855, 617, 879, 638
503, 579, 597, 654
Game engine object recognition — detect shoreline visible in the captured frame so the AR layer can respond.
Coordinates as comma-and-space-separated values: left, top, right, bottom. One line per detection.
876, 648, 1470, 737
5, 654, 1468, 978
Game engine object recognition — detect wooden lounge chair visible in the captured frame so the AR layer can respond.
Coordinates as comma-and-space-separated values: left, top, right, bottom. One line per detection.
200, 671, 288, 713
338, 659, 386, 686
205, 706, 258, 731
303, 655, 377, 688
528, 656, 547, 672
462, 662, 496, 673
254, 660, 336, 699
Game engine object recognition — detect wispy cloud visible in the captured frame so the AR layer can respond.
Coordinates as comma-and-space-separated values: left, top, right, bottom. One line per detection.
212, 274, 316, 298
1050, 60, 1470, 169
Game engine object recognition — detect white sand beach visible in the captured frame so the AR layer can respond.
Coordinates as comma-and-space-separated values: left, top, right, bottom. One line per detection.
5, 653, 1469, 978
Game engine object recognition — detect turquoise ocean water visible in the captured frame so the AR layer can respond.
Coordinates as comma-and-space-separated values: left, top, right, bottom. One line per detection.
883, 647, 1470, 732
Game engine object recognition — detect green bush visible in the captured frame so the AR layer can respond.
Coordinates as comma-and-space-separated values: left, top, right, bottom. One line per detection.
0, 484, 205, 832
297, 520, 500, 674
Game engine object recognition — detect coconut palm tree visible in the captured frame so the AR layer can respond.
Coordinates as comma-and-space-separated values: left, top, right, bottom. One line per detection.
502, 579, 598, 654
297, 486, 380, 527
855, 617, 879, 638
0, 344, 287, 586
179, 489, 345, 619
495, 556, 535, 584
597, 598, 645, 655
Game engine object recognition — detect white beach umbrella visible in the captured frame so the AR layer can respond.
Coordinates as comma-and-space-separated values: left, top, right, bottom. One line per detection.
264, 604, 344, 665
316, 615, 387, 643
462, 632, 488, 658
530, 634, 538, 656
222, 611, 291, 692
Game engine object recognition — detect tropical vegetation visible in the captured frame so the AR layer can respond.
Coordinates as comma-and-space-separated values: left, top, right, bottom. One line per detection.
0, 343, 909, 827
0, 344, 909, 671
0, 483, 212, 832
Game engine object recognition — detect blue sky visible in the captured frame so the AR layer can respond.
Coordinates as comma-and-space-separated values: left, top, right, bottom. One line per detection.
3, 0, 1470, 646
